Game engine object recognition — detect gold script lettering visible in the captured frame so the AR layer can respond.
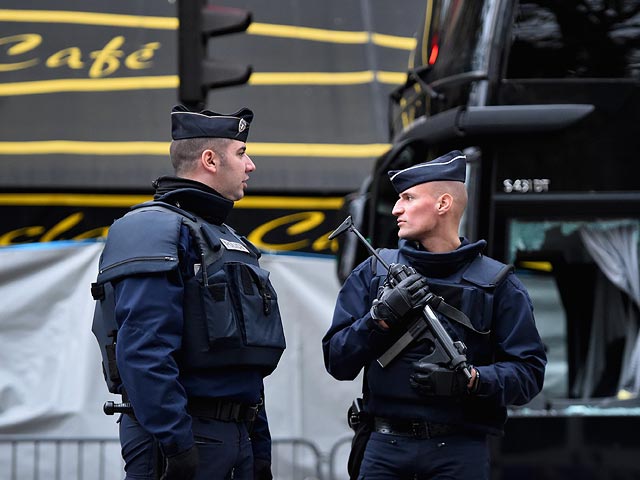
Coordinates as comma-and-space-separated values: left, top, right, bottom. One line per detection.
41, 212, 84, 242
0, 225, 45, 245
247, 212, 325, 251
73, 226, 109, 240
312, 232, 338, 253
46, 46, 84, 70
0, 33, 41, 72
89, 36, 126, 78
125, 42, 160, 70
0, 34, 161, 77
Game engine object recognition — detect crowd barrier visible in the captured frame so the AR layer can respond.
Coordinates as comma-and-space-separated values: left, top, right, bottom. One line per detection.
0, 435, 354, 480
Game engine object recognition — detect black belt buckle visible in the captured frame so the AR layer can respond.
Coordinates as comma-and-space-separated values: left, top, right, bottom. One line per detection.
410, 421, 428, 438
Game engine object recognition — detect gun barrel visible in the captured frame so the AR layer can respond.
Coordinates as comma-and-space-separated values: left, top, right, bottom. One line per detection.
328, 216, 391, 271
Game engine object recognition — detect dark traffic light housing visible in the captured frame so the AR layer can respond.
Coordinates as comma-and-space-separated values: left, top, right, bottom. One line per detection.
178, 1, 253, 110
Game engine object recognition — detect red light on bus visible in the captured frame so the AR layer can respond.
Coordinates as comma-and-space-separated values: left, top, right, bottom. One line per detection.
429, 43, 439, 65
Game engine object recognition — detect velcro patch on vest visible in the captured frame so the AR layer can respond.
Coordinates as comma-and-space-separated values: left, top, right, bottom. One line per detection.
220, 238, 250, 253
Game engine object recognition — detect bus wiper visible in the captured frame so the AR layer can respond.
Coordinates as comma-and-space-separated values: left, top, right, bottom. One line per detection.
408, 65, 444, 101
389, 65, 443, 103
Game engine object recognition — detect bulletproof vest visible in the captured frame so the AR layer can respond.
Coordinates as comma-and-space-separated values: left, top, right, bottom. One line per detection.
91, 202, 286, 394
365, 248, 512, 404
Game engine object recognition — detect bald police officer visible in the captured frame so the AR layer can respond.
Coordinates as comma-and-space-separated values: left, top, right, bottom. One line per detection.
323, 150, 546, 479
92, 105, 285, 479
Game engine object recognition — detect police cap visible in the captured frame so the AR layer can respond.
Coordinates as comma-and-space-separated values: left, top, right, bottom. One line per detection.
171, 105, 254, 142
388, 150, 466, 193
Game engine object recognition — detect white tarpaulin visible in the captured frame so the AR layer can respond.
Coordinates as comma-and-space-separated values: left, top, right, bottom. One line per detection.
0, 241, 115, 436
0, 241, 359, 472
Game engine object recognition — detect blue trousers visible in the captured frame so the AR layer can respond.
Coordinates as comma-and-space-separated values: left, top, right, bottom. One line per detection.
358, 431, 490, 480
119, 414, 253, 480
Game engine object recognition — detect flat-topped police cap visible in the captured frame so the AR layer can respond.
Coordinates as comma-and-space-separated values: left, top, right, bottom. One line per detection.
171, 105, 254, 142
388, 150, 467, 193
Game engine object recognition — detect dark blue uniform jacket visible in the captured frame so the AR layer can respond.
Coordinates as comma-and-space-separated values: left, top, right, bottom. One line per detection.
323, 238, 547, 434
112, 178, 274, 460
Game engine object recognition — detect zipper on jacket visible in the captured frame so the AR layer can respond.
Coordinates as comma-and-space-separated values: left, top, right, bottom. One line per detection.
99, 256, 177, 274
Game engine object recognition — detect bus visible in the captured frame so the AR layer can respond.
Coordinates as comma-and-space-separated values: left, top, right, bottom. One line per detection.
336, 1, 640, 476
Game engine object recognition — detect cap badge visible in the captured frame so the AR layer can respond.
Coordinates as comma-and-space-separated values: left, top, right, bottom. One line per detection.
238, 118, 248, 133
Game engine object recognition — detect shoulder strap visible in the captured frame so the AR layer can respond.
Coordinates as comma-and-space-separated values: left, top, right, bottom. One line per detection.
432, 255, 512, 335
463, 254, 514, 288
428, 294, 488, 335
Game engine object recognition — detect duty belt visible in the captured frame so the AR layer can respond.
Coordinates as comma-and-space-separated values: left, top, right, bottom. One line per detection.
187, 397, 261, 422
373, 417, 463, 439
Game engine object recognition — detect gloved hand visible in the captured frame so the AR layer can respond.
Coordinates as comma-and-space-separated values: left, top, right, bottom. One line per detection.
254, 458, 273, 480
409, 360, 474, 397
370, 271, 430, 329
160, 445, 198, 480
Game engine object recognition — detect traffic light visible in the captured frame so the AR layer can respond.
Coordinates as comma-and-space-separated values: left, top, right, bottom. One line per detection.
177, 1, 253, 110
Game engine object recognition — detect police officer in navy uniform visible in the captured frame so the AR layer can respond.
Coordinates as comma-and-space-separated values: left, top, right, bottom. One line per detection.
92, 105, 285, 479
322, 151, 547, 479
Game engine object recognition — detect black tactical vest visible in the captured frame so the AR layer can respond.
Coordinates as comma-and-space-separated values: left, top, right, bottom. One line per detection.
365, 248, 511, 404
91, 202, 286, 394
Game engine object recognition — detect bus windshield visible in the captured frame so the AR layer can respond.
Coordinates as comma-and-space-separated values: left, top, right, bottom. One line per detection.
391, 0, 497, 132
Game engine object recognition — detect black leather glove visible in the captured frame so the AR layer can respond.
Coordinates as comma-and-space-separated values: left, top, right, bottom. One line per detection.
160, 445, 198, 480
254, 458, 273, 480
409, 360, 473, 397
370, 271, 430, 329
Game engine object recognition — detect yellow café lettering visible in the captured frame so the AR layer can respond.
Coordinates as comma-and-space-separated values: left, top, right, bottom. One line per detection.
312, 232, 338, 253
0, 211, 338, 253
0, 33, 160, 77
0, 34, 41, 71
248, 211, 338, 252
0, 212, 107, 245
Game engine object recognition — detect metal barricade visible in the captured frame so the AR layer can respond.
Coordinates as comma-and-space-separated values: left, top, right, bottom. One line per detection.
0, 435, 343, 480
327, 435, 353, 480
272, 437, 326, 480
0, 436, 123, 480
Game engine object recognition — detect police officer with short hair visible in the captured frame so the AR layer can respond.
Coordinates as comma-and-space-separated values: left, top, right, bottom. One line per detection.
323, 151, 547, 479
92, 105, 285, 479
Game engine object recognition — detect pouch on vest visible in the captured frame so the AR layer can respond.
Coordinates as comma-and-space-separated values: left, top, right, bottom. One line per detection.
198, 262, 285, 350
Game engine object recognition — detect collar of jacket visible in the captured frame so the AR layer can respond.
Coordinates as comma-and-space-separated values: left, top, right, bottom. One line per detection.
152, 176, 233, 225
398, 238, 487, 278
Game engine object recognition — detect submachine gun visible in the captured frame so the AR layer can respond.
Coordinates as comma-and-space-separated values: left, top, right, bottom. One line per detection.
329, 216, 472, 381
